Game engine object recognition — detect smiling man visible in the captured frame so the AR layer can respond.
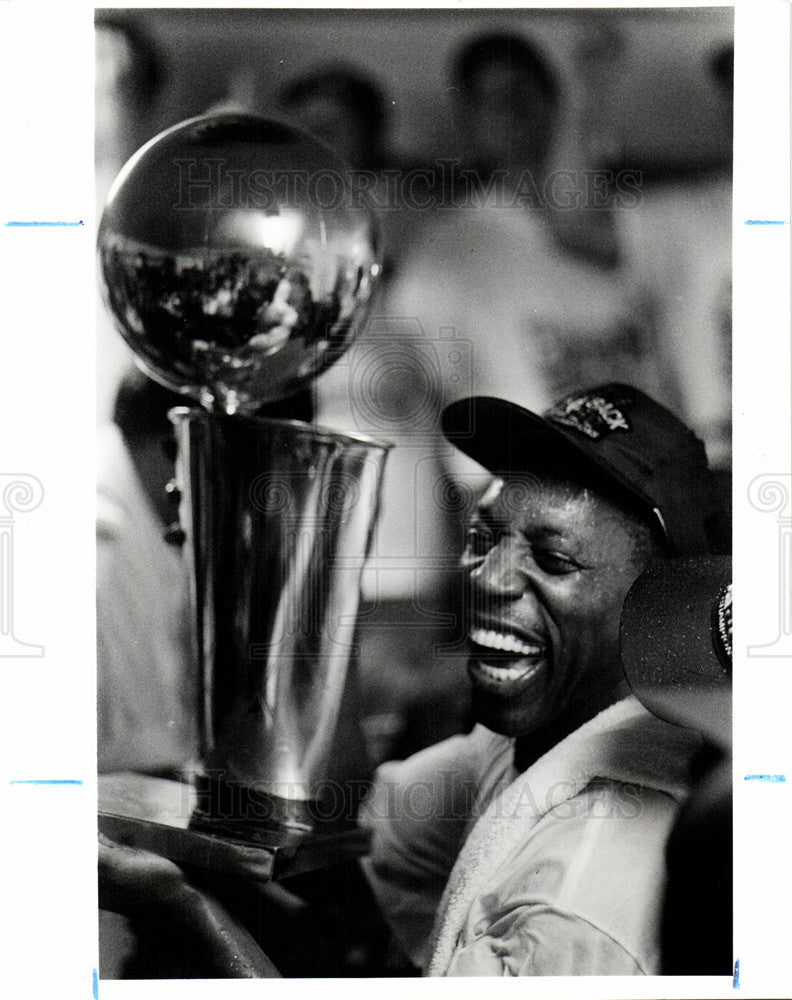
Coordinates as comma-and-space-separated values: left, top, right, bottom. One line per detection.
463, 470, 653, 751
360, 384, 721, 976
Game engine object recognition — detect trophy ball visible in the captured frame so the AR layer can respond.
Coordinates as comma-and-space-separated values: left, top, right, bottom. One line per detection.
98, 113, 380, 415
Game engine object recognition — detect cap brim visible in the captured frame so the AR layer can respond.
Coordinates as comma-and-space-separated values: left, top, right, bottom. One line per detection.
620, 556, 731, 749
442, 395, 659, 519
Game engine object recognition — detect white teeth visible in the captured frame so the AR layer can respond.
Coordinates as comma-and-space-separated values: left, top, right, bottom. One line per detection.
469, 627, 542, 657
476, 661, 538, 682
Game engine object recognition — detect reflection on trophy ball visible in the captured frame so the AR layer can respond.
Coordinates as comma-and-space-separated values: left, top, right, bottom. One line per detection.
98, 114, 380, 414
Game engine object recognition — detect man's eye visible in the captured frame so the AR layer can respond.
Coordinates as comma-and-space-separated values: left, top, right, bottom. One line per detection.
533, 549, 580, 575
465, 525, 494, 558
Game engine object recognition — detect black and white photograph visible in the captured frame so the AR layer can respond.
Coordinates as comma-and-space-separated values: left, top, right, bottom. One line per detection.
1, 2, 791, 997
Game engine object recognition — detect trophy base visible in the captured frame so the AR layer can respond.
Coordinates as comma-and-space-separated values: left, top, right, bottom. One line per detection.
190, 772, 365, 843
98, 772, 371, 882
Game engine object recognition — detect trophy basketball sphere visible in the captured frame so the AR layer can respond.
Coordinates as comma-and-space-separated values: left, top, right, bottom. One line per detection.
98, 113, 380, 414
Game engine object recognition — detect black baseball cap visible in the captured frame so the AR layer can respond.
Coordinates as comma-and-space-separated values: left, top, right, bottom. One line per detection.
620, 556, 731, 749
441, 384, 717, 555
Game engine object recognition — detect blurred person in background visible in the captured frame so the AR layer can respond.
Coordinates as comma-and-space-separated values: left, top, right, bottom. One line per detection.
545, 17, 626, 267
278, 63, 387, 173
612, 42, 732, 475
451, 31, 559, 195
277, 62, 435, 281
386, 30, 674, 413
95, 12, 164, 173
97, 370, 196, 777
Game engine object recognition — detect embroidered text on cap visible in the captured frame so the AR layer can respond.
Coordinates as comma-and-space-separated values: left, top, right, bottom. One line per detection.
545, 392, 634, 441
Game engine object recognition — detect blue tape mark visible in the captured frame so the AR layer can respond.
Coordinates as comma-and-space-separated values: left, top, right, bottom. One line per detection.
733, 958, 740, 988
4, 220, 84, 227
9, 779, 83, 786
744, 773, 786, 783
744, 219, 788, 225
92, 967, 99, 999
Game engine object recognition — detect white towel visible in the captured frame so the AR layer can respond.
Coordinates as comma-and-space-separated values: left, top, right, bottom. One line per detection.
426, 696, 700, 976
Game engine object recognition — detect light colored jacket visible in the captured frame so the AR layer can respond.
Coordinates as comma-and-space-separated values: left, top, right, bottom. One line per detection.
361, 697, 700, 976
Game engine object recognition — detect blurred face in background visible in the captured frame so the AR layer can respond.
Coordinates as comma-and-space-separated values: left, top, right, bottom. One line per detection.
286, 95, 371, 170
96, 26, 135, 171
463, 57, 555, 175
95, 21, 159, 183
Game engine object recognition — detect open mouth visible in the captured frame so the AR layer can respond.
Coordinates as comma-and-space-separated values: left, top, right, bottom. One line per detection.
468, 626, 543, 657
467, 627, 545, 684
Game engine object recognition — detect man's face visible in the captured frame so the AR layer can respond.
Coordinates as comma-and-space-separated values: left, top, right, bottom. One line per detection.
463, 473, 648, 738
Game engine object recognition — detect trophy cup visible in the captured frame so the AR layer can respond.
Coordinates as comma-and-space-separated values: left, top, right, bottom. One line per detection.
97, 114, 388, 855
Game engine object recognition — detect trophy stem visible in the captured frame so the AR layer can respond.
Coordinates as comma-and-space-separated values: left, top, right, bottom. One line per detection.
170, 408, 390, 839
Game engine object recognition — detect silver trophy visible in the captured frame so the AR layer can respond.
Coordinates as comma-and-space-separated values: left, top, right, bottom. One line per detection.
98, 114, 387, 840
